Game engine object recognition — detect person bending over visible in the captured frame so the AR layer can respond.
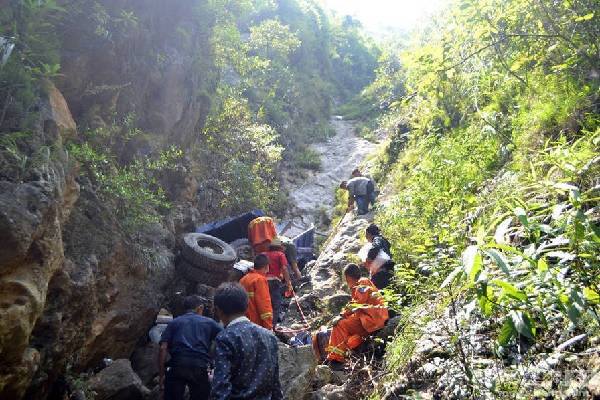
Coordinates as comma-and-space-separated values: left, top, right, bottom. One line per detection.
211, 282, 283, 400
239, 254, 273, 330
352, 168, 379, 198
326, 264, 388, 368
340, 175, 374, 215
159, 296, 223, 400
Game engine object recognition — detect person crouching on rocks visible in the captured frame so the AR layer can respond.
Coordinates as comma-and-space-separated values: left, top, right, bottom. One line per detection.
326, 263, 388, 369
211, 282, 284, 400
159, 295, 223, 400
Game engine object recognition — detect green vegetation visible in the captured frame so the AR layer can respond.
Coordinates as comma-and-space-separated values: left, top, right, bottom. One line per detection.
343, 0, 600, 397
68, 115, 183, 231
0, 0, 64, 131
0, 0, 379, 234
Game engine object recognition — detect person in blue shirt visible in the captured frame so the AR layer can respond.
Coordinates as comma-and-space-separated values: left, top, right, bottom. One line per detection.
210, 282, 283, 400
159, 295, 223, 400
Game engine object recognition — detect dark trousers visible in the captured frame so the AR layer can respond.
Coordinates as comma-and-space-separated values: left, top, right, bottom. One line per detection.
371, 270, 392, 290
164, 366, 210, 400
268, 279, 283, 324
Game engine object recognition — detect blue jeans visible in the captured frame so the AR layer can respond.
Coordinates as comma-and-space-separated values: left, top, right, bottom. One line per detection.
355, 192, 376, 214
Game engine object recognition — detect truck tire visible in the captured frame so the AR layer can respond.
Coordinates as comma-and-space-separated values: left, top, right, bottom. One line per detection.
182, 233, 237, 270
176, 259, 229, 287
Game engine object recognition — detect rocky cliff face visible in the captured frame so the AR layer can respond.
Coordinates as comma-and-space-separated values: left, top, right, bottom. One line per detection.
0, 1, 218, 398
0, 84, 80, 399
56, 0, 217, 147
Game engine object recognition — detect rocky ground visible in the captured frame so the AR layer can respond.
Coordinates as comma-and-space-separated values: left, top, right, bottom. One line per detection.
282, 118, 379, 236
276, 205, 389, 399
55, 118, 384, 400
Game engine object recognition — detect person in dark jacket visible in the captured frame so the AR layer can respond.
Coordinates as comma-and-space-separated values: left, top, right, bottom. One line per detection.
211, 282, 283, 400
365, 224, 394, 289
159, 296, 223, 400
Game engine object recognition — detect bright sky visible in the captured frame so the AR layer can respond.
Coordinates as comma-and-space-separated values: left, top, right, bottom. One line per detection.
322, 0, 447, 32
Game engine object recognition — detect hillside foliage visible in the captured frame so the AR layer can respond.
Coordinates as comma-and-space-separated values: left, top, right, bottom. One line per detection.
0, 0, 378, 231
343, 0, 600, 397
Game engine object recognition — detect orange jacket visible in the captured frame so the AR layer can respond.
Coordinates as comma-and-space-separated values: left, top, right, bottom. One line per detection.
248, 217, 277, 252
239, 269, 273, 330
342, 277, 388, 333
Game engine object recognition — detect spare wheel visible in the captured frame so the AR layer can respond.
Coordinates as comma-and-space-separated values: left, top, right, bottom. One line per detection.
182, 233, 237, 270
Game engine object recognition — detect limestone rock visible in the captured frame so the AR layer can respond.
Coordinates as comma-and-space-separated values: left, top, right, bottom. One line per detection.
57, 0, 217, 147
279, 344, 316, 400
131, 342, 160, 386
313, 365, 342, 385
588, 354, 600, 398
309, 383, 346, 400
0, 98, 80, 398
87, 359, 149, 400
41, 83, 76, 134
326, 293, 352, 314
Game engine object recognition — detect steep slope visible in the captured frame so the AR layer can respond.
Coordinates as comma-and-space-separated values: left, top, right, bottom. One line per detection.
284, 118, 379, 233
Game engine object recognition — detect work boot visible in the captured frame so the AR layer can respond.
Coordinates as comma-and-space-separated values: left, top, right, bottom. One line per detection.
325, 360, 345, 371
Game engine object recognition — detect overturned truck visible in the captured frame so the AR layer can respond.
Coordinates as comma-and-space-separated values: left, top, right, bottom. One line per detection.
177, 210, 316, 288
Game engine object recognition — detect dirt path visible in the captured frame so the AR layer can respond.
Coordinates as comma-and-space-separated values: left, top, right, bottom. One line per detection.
283, 119, 378, 235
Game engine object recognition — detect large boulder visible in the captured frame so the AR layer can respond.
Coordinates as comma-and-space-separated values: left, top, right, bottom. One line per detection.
279, 344, 316, 400
131, 342, 160, 386
87, 359, 149, 400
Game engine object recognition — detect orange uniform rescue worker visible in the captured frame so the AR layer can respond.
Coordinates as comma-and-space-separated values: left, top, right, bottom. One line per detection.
248, 216, 278, 253
326, 263, 388, 366
239, 254, 273, 330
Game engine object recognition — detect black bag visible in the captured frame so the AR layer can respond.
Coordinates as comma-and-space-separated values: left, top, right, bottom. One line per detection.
367, 179, 374, 194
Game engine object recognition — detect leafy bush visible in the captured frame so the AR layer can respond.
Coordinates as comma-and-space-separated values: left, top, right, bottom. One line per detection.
69, 118, 182, 231
295, 146, 321, 170
0, 0, 64, 131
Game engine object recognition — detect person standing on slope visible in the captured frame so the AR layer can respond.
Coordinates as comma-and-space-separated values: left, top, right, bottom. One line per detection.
364, 223, 394, 289
239, 254, 273, 330
159, 296, 223, 400
261, 238, 293, 325
211, 283, 283, 400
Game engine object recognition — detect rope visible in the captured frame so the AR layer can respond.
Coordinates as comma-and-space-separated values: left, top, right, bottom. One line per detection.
274, 287, 311, 334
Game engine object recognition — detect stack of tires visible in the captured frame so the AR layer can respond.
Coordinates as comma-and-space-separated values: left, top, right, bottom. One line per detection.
177, 233, 237, 287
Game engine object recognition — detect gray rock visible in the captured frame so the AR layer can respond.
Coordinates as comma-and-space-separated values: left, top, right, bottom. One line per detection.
310, 384, 346, 400
418, 362, 439, 378
326, 294, 351, 314
87, 359, 149, 400
377, 316, 403, 340
588, 370, 600, 397
313, 365, 342, 385
131, 342, 160, 386
279, 344, 316, 400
